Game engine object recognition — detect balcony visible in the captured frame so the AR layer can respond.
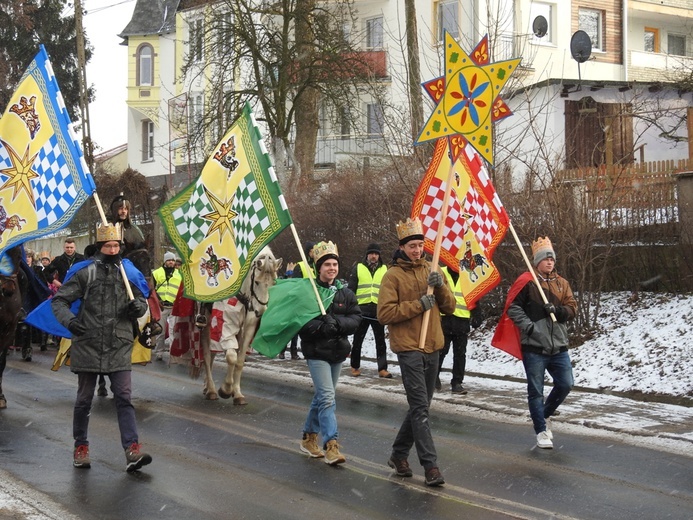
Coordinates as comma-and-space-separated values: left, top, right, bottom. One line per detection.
628, 50, 693, 82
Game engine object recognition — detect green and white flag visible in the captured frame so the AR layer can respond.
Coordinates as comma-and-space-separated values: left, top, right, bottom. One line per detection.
159, 103, 292, 302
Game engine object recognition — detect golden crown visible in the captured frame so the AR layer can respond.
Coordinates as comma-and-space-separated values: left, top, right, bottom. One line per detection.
313, 241, 339, 264
9, 95, 37, 117
396, 217, 424, 242
40, 251, 51, 260
531, 236, 553, 256
96, 223, 122, 243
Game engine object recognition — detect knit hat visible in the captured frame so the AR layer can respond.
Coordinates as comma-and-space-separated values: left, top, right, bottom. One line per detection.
396, 217, 424, 245
164, 252, 176, 263
313, 241, 339, 271
532, 236, 556, 267
366, 243, 381, 255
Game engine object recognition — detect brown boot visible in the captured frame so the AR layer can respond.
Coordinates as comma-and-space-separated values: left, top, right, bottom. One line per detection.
324, 440, 346, 465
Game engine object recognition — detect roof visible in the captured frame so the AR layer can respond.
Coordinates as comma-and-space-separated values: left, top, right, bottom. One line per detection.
118, 0, 180, 38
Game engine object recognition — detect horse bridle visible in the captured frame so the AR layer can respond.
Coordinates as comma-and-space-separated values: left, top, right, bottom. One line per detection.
0, 273, 18, 298
237, 261, 271, 318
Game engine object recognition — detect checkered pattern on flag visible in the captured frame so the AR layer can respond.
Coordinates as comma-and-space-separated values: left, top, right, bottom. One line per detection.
0, 45, 95, 258
159, 103, 292, 302
412, 138, 508, 308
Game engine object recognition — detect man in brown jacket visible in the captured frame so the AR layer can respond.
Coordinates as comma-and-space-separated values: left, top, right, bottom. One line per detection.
377, 217, 456, 487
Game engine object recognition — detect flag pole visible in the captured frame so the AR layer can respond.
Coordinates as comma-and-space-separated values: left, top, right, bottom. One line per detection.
288, 223, 326, 314
418, 150, 456, 348
92, 192, 135, 300
507, 221, 556, 322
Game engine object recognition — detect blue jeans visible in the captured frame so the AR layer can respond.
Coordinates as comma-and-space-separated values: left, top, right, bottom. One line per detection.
522, 350, 574, 434
392, 350, 439, 470
303, 359, 342, 447
74, 371, 139, 449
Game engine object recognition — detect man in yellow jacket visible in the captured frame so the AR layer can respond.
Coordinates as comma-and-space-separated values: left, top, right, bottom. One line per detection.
377, 218, 455, 487
152, 252, 182, 361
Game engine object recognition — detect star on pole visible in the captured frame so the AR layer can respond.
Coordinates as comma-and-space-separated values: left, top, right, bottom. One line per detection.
202, 187, 238, 241
417, 34, 522, 165
0, 140, 39, 206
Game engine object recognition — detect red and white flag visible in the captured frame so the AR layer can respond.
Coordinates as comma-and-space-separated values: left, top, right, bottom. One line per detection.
411, 138, 509, 308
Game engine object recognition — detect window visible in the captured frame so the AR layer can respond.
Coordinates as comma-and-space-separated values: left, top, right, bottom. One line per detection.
366, 102, 384, 138
190, 18, 203, 61
668, 34, 686, 56
578, 8, 603, 51
141, 120, 154, 162
530, 2, 553, 44
366, 16, 383, 50
339, 106, 350, 138
644, 27, 659, 53
188, 93, 204, 132
136, 44, 153, 86
437, 0, 459, 41
216, 13, 233, 54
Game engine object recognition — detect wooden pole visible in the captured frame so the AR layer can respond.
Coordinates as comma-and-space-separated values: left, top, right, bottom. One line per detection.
288, 223, 326, 314
507, 221, 556, 322
418, 156, 456, 348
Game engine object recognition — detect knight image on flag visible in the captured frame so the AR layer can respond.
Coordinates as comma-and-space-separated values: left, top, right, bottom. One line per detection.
159, 103, 292, 302
411, 138, 509, 308
0, 45, 95, 262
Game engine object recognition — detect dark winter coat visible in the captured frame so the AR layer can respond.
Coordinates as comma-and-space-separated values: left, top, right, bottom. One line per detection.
51, 252, 85, 283
299, 280, 362, 363
51, 253, 148, 373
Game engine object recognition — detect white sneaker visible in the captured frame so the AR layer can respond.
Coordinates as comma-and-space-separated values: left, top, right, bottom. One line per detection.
537, 431, 553, 449
545, 418, 553, 440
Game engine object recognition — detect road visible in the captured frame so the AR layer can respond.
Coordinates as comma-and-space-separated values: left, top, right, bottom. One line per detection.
0, 349, 691, 520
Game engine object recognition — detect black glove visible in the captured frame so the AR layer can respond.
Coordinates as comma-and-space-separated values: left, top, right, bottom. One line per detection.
419, 294, 436, 312
127, 299, 145, 319
68, 318, 87, 337
471, 310, 483, 329
319, 314, 338, 336
427, 271, 444, 288
543, 303, 556, 316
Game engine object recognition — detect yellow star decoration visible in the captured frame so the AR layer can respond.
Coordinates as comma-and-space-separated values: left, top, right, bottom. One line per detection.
202, 187, 238, 241
0, 140, 39, 206
417, 33, 522, 165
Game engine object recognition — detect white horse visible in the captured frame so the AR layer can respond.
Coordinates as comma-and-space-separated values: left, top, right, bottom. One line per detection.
199, 246, 282, 405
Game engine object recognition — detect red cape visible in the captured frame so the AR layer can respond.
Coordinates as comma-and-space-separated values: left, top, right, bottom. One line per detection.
490, 272, 534, 360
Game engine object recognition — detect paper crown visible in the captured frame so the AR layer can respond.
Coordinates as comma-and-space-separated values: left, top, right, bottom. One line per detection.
396, 217, 424, 243
531, 236, 555, 266
313, 241, 339, 266
96, 223, 122, 243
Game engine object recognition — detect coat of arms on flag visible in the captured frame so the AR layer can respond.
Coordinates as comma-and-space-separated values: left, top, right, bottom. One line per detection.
159, 103, 292, 302
411, 138, 509, 308
0, 45, 95, 256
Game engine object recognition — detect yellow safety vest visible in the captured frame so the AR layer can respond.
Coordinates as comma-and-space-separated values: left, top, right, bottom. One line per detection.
355, 263, 387, 305
296, 261, 315, 278
442, 267, 471, 318
152, 267, 182, 304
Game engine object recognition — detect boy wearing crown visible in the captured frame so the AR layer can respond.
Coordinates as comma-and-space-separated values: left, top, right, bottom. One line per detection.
51, 223, 153, 472
505, 236, 577, 449
377, 218, 456, 487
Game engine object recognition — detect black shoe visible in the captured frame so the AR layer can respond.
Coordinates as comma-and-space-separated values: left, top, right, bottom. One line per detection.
435, 376, 442, 391
424, 467, 445, 487
388, 456, 413, 477
451, 384, 467, 395
97, 386, 108, 397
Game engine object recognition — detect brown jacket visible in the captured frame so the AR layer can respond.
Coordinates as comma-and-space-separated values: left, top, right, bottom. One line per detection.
377, 256, 456, 353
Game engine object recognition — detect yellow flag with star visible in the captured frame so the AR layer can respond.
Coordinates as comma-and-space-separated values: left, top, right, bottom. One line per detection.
158, 103, 292, 302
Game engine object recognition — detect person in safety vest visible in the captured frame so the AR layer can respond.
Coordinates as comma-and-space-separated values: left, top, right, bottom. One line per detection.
435, 266, 483, 394
347, 243, 391, 378
151, 252, 182, 361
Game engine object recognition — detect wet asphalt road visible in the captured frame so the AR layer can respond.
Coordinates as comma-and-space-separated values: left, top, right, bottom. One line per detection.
0, 349, 691, 520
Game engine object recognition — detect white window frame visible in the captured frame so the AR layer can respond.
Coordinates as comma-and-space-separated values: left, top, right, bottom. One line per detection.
437, 0, 459, 41
667, 33, 687, 57
141, 120, 154, 162
366, 102, 384, 139
529, 2, 554, 45
578, 8, 604, 52
190, 18, 204, 62
137, 44, 153, 86
366, 16, 383, 50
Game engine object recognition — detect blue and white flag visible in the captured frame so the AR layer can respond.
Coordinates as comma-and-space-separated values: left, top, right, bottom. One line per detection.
0, 44, 95, 259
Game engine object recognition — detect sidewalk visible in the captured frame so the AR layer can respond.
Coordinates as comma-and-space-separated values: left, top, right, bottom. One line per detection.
244, 355, 693, 453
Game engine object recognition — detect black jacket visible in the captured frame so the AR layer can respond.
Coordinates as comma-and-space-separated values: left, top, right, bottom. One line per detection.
299, 281, 361, 363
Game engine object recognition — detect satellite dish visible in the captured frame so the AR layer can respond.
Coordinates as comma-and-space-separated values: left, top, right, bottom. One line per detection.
532, 16, 548, 38
570, 30, 592, 63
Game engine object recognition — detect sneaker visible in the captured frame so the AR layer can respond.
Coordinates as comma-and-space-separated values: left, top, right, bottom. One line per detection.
424, 467, 445, 486
378, 370, 393, 379
536, 431, 553, 449
451, 384, 468, 395
125, 442, 152, 472
350, 368, 361, 377
387, 456, 413, 477
545, 418, 553, 440
73, 445, 91, 468
300, 433, 324, 458
324, 440, 346, 465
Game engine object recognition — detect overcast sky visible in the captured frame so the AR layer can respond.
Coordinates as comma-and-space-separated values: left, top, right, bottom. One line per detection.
82, 0, 136, 153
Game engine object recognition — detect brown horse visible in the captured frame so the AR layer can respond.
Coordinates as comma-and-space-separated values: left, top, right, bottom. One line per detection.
0, 246, 24, 409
